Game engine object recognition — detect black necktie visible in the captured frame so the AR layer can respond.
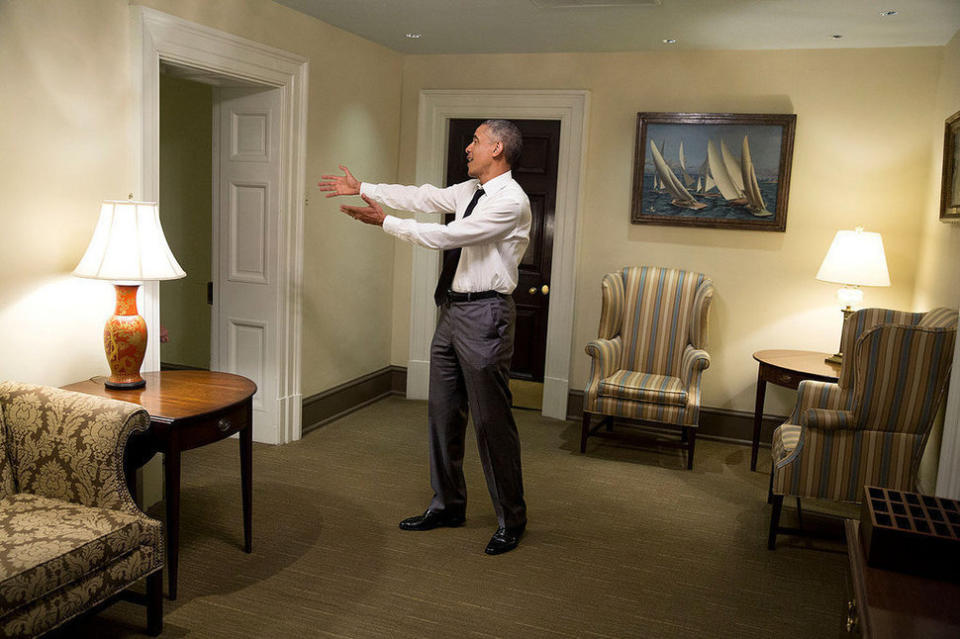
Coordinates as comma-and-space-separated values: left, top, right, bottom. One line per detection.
434, 187, 484, 306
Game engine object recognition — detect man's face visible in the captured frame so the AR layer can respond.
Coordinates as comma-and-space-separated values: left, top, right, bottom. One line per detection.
465, 124, 500, 178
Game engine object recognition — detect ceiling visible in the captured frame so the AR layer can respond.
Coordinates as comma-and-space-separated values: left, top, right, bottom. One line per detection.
272, 0, 960, 55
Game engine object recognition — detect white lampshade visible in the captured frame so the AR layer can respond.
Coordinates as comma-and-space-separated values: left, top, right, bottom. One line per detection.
815, 227, 890, 287
73, 201, 186, 281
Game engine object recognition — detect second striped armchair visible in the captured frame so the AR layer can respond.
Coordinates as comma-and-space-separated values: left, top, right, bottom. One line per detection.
768, 307, 958, 549
581, 266, 714, 469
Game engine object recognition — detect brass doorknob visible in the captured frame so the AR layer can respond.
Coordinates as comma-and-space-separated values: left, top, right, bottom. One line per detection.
528, 287, 537, 295
541, 284, 550, 295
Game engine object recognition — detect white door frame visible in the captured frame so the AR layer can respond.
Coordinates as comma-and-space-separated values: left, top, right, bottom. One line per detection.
132, 7, 308, 443
408, 90, 590, 420
936, 306, 960, 499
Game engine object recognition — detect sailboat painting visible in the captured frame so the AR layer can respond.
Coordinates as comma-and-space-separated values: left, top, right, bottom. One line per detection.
631, 112, 797, 231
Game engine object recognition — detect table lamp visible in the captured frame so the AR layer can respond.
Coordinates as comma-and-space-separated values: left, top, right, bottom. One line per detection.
73, 200, 186, 389
815, 226, 890, 364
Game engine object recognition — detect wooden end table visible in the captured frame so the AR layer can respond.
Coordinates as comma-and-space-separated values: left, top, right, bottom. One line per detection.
751, 350, 840, 471
63, 370, 257, 600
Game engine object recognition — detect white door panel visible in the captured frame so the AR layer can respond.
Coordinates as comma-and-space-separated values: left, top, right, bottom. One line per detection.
216, 87, 282, 444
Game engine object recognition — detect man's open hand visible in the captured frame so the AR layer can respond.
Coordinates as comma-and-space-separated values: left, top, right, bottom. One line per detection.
340, 194, 386, 226
318, 165, 361, 197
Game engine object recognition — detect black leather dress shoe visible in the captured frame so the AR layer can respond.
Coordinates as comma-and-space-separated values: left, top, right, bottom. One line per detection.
484, 525, 525, 555
398, 509, 466, 531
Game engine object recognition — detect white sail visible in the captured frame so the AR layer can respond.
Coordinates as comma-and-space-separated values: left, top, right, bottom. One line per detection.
696, 176, 702, 192
720, 138, 746, 195
650, 140, 705, 209
741, 135, 772, 217
706, 140, 744, 201
679, 141, 695, 187
699, 157, 717, 193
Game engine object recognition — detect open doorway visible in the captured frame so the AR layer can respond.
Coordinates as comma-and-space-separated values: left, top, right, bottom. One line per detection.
153, 57, 287, 444
159, 72, 212, 371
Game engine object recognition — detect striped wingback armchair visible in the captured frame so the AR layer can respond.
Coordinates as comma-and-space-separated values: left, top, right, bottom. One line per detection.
768, 307, 958, 549
581, 266, 714, 469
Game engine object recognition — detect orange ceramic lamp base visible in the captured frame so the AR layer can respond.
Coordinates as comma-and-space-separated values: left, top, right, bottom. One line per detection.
104, 284, 147, 390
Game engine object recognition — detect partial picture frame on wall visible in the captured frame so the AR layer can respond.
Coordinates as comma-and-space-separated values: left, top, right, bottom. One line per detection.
941, 109, 960, 222
631, 112, 796, 232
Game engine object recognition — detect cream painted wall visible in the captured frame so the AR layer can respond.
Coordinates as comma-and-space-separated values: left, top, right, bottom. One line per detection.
0, 0, 402, 399
916, 29, 960, 311
914, 28, 960, 492
392, 47, 943, 416
159, 74, 212, 370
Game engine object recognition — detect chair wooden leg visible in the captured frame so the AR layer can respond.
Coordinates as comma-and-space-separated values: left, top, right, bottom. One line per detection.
795, 497, 804, 531
768, 495, 783, 550
146, 569, 163, 636
685, 427, 696, 469
580, 412, 591, 453
767, 468, 774, 505
601, 416, 613, 432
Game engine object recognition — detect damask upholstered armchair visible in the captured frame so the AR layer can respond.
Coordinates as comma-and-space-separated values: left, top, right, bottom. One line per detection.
768, 307, 958, 549
581, 266, 715, 469
0, 382, 163, 637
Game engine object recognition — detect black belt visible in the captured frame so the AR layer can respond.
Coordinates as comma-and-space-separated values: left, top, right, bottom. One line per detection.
446, 290, 504, 303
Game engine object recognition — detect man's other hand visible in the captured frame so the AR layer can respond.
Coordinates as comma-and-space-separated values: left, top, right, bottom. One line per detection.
340, 194, 386, 226
318, 165, 361, 197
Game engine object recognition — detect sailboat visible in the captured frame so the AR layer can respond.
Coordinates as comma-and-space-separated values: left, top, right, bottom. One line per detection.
649, 140, 706, 210
720, 139, 746, 198
706, 140, 748, 205
740, 135, 773, 217
697, 157, 721, 198
679, 141, 696, 188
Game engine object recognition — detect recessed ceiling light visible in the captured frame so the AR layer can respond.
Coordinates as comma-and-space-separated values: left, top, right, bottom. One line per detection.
832, 34, 843, 39
405, 33, 422, 39
880, 9, 898, 17
662, 38, 677, 44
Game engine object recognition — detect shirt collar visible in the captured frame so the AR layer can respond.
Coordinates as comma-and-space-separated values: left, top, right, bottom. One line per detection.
477, 170, 512, 195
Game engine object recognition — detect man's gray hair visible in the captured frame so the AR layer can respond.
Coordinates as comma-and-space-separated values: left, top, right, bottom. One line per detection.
483, 119, 523, 168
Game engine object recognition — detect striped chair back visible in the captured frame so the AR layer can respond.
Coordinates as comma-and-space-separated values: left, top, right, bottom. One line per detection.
838, 308, 926, 389
852, 322, 957, 433
619, 266, 712, 377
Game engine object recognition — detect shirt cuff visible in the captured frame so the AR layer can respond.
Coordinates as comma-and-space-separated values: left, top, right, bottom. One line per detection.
382, 215, 401, 237
360, 182, 376, 198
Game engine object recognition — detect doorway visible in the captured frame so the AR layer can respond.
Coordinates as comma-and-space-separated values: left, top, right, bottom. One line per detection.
136, 7, 308, 445
159, 72, 212, 372
445, 119, 561, 409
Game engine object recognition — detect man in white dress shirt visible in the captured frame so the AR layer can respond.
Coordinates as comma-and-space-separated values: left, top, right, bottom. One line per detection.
318, 120, 530, 555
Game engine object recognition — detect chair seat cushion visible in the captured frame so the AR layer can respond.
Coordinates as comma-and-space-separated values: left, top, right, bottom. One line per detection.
598, 370, 687, 406
0, 493, 160, 616
772, 424, 802, 463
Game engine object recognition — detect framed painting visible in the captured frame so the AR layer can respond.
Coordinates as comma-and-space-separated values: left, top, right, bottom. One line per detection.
941, 109, 960, 222
631, 112, 797, 231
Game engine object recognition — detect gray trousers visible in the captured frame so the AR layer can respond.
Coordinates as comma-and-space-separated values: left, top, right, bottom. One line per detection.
427, 295, 527, 530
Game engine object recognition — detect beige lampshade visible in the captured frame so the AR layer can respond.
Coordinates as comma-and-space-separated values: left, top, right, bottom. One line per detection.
73, 201, 186, 281
815, 227, 890, 287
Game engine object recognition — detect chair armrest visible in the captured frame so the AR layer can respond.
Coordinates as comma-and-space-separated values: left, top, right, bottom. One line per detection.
787, 380, 851, 423
802, 408, 855, 430
0, 382, 150, 514
680, 345, 710, 388
584, 337, 622, 412
585, 337, 622, 382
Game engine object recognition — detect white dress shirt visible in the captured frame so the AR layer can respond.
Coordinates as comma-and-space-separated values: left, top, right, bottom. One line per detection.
361, 170, 531, 294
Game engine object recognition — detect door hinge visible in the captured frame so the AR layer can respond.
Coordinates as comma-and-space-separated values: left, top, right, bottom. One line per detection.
207, 281, 213, 305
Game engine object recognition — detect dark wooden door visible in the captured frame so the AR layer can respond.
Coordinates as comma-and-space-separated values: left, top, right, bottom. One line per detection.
445, 119, 560, 381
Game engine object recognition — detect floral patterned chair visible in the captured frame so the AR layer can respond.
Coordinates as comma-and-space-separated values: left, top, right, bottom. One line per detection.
0, 382, 163, 637
581, 266, 714, 468
768, 307, 958, 549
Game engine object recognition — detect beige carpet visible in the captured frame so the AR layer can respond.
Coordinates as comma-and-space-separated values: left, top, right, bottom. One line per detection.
62, 397, 850, 638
